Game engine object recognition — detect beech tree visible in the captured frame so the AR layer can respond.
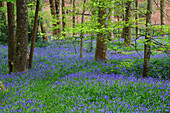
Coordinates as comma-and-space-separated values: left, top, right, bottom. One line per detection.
14, 0, 29, 72
80, 0, 86, 58
88, 0, 99, 52
7, 1, 15, 74
72, 0, 77, 54
94, 0, 107, 62
39, 0, 49, 42
40, 17, 49, 42
49, 0, 58, 36
160, 0, 166, 36
62, 0, 66, 37
124, 0, 132, 46
135, 0, 139, 39
55, 0, 61, 35
142, 0, 152, 78
29, 0, 40, 69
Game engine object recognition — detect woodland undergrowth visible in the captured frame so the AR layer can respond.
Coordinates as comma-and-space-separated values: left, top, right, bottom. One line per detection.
0, 37, 169, 112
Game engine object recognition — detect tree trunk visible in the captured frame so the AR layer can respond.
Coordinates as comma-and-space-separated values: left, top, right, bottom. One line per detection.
109, 4, 114, 40
49, 0, 58, 36
62, 0, 66, 38
40, 17, 49, 42
55, 0, 61, 35
29, 0, 40, 69
7, 2, 15, 74
124, 0, 132, 46
94, 0, 107, 62
80, 0, 86, 59
169, 70, 170, 82
135, 0, 139, 39
88, 0, 97, 52
14, 0, 29, 72
142, 0, 152, 78
122, 1, 126, 39
160, 0, 166, 36
106, 7, 112, 41
39, 1, 49, 42
72, 0, 77, 54
90, 35, 93, 52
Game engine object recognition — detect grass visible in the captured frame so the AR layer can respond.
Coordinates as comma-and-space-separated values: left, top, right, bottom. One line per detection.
0, 37, 170, 112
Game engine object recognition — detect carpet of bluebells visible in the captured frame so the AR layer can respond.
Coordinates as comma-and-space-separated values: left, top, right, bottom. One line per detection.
0, 37, 170, 112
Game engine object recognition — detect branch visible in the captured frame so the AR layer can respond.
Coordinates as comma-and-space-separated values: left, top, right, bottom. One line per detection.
66, 10, 91, 16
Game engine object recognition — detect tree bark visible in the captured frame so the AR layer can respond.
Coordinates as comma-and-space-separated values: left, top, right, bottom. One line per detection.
135, 0, 139, 39
160, 0, 166, 36
29, 0, 40, 69
142, 0, 152, 78
7, 2, 15, 74
14, 0, 29, 72
122, 1, 126, 39
94, 0, 107, 62
40, 17, 49, 42
80, 0, 86, 59
49, 0, 58, 36
89, 0, 97, 52
124, 0, 132, 46
55, 0, 61, 35
72, 0, 77, 54
39, 0, 49, 42
106, 7, 112, 41
62, 0, 66, 37
109, 4, 114, 40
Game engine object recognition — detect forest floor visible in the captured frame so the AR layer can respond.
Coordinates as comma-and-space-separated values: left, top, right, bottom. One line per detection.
0, 35, 169, 112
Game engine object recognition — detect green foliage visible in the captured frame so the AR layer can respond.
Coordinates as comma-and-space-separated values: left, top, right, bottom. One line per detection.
0, 5, 8, 44
0, 0, 15, 3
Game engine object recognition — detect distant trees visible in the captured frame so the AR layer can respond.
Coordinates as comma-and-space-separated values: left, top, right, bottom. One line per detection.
14, 0, 29, 72
39, 0, 49, 42
40, 17, 49, 42
49, 0, 58, 36
0, 1, 7, 37
1, 0, 169, 81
